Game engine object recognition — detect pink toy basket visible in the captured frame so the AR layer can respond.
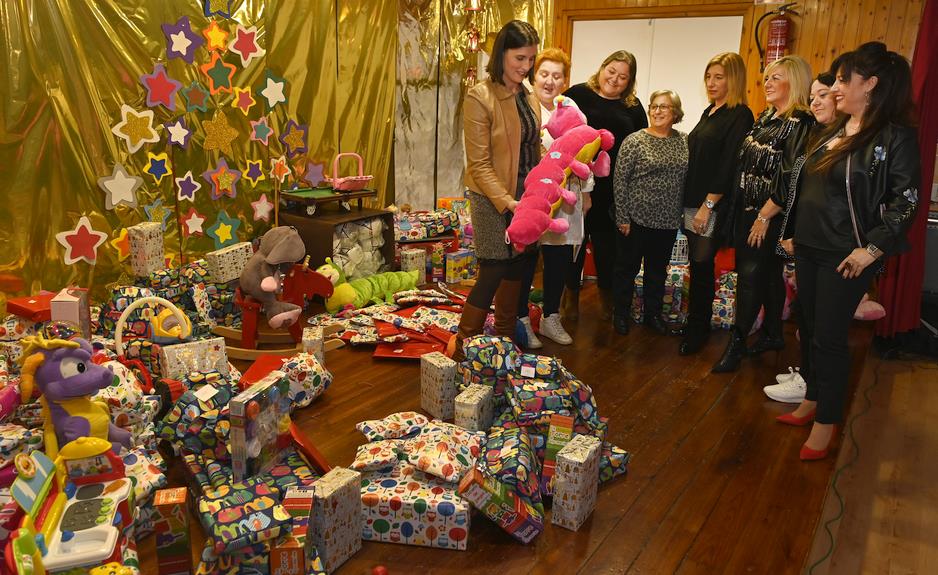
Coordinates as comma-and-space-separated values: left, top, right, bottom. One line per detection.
325, 152, 373, 191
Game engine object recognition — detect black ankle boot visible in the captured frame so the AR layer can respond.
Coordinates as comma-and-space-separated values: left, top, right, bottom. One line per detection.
747, 334, 785, 355
712, 329, 747, 373
613, 315, 630, 335
679, 328, 709, 356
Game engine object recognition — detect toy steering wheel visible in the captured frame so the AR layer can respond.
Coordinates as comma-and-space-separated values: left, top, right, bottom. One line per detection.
114, 296, 192, 357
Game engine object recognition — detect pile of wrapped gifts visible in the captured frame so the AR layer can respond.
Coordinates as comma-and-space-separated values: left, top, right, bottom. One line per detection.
630, 263, 691, 325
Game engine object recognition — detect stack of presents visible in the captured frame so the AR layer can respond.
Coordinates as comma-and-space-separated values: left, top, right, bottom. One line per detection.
394, 196, 476, 286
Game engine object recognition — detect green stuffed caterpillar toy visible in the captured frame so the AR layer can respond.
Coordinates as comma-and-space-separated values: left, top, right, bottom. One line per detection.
316, 258, 419, 314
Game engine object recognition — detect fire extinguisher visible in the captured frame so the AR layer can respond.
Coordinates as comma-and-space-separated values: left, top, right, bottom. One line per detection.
756, 3, 799, 70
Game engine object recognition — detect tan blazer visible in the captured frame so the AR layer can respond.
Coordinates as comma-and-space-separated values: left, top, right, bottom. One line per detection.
463, 79, 541, 213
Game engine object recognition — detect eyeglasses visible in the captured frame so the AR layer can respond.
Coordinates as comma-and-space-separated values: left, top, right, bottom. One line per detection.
650, 104, 672, 111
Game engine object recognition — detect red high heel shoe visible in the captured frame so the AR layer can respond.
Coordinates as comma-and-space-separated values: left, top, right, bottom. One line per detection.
776, 408, 816, 427
799, 444, 830, 461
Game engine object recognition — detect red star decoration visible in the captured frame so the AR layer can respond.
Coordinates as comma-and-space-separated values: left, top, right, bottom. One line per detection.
140, 63, 182, 110
234, 30, 257, 59
56, 216, 108, 265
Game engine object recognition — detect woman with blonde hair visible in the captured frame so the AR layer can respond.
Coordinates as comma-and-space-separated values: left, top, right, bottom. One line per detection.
679, 52, 755, 355
712, 55, 815, 372
562, 50, 648, 323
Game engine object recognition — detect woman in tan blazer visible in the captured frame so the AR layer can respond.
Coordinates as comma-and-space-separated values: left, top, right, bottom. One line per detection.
449, 19, 541, 361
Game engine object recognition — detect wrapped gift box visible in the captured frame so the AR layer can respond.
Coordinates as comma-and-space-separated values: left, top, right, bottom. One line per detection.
309, 467, 361, 572
302, 327, 325, 364
540, 414, 574, 496
274, 486, 328, 575
279, 352, 332, 409
154, 487, 192, 575
0, 423, 42, 469
599, 441, 632, 483
6, 292, 56, 323
457, 335, 519, 403
482, 426, 543, 507
230, 370, 292, 481
50, 287, 91, 339
552, 434, 601, 531
458, 467, 543, 544
514, 354, 561, 381
400, 248, 426, 286
506, 375, 573, 426
712, 296, 736, 330
420, 351, 458, 420
454, 383, 494, 432
206, 242, 253, 284
198, 482, 291, 555
159, 337, 229, 380
361, 463, 470, 550
445, 248, 476, 283
129, 222, 164, 278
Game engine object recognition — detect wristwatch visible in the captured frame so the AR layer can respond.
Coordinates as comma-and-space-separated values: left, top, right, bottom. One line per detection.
704, 199, 716, 209
866, 243, 883, 258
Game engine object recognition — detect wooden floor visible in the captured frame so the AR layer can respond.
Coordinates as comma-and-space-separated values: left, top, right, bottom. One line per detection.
135, 282, 938, 574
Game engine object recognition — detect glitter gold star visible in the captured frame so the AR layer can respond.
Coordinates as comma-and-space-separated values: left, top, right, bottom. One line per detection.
111, 104, 159, 153
201, 112, 239, 154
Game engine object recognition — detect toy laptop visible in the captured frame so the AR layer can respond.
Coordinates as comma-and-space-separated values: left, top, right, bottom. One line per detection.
4, 437, 134, 573
230, 370, 293, 481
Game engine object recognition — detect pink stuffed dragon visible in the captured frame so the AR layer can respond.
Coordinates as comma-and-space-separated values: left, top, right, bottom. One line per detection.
505, 95, 614, 251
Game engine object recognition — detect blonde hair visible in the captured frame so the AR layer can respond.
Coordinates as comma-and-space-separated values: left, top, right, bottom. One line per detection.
648, 89, 685, 124
587, 50, 639, 107
764, 55, 812, 118
534, 48, 571, 81
705, 52, 748, 108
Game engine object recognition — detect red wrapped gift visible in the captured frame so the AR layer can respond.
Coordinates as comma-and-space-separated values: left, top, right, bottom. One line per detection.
6, 292, 56, 322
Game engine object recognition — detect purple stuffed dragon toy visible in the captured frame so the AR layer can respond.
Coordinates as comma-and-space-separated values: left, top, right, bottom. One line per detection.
17, 334, 132, 458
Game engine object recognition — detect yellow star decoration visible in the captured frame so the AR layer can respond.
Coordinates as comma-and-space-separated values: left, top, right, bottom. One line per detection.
110, 228, 131, 261
201, 112, 239, 154
203, 19, 229, 51
215, 222, 233, 244
217, 170, 235, 192
281, 125, 306, 155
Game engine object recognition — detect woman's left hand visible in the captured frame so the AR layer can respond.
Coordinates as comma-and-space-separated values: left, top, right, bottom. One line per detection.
747, 217, 770, 248
836, 248, 877, 279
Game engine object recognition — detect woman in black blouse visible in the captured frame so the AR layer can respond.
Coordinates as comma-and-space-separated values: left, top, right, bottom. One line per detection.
562, 51, 648, 322
777, 43, 919, 460
679, 52, 754, 356
712, 55, 814, 373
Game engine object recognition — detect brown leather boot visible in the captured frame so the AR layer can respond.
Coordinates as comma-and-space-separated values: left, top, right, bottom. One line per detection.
448, 303, 490, 362
599, 288, 614, 320
493, 279, 522, 339
561, 289, 579, 321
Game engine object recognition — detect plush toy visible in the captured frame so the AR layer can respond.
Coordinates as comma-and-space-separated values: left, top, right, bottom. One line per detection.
854, 293, 886, 321
240, 226, 307, 329
17, 334, 132, 457
317, 258, 419, 314
507, 196, 569, 252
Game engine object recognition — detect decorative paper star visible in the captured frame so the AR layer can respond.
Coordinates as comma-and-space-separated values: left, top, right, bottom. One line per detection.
182, 207, 207, 236
242, 159, 265, 187
144, 152, 172, 184
270, 156, 291, 183
201, 112, 239, 154
164, 117, 192, 148
203, 0, 233, 18
181, 81, 211, 113
144, 198, 172, 231
231, 87, 256, 116
202, 19, 229, 52
200, 52, 237, 95
164, 254, 176, 268
110, 228, 131, 261
279, 119, 308, 158
162, 16, 204, 64
97, 163, 143, 210
302, 161, 325, 187
250, 116, 273, 146
111, 104, 159, 153
56, 216, 108, 265
258, 69, 287, 111
251, 193, 275, 222
140, 63, 182, 111
175, 170, 201, 202
202, 157, 242, 200
206, 210, 241, 249
228, 25, 266, 68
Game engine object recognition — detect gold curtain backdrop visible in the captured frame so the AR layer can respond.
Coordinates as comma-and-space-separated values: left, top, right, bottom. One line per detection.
0, 0, 395, 304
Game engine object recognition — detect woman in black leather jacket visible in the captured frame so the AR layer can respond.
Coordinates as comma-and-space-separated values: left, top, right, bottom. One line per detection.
775, 42, 920, 461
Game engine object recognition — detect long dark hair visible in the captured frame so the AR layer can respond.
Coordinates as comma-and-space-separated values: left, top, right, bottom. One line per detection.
812, 42, 915, 171
486, 20, 539, 85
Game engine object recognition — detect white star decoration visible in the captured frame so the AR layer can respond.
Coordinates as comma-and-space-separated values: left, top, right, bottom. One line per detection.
259, 76, 286, 109
97, 163, 142, 210
251, 193, 274, 222
184, 210, 206, 235
166, 119, 191, 147
170, 31, 192, 55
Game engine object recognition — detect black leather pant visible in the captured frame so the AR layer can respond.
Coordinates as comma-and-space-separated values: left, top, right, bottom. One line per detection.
734, 210, 785, 340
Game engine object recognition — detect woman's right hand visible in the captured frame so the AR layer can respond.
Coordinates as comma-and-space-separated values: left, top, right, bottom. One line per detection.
507, 199, 518, 213
618, 223, 630, 236
693, 206, 711, 234
780, 238, 794, 256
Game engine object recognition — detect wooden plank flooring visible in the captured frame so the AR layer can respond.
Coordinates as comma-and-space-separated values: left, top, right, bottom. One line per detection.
134, 281, 927, 575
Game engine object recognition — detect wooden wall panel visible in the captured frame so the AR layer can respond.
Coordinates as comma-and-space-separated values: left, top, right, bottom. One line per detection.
552, 0, 926, 110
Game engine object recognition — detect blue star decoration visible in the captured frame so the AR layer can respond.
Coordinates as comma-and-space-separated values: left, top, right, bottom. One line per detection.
144, 198, 172, 232
203, 0, 233, 18
144, 152, 172, 185
206, 209, 242, 250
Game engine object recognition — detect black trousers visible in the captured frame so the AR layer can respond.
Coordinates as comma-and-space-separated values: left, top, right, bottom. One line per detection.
734, 210, 786, 339
467, 256, 527, 310
613, 223, 677, 320
516, 249, 539, 318
541, 244, 574, 316
795, 244, 876, 424
684, 229, 721, 333
566, 201, 617, 291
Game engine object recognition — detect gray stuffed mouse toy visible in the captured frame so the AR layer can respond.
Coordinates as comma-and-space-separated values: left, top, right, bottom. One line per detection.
239, 226, 306, 328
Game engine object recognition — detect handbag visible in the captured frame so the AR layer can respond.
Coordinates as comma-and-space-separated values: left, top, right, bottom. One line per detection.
683, 207, 716, 237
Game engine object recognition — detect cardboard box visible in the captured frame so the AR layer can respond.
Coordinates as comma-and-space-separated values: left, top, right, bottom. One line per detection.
229, 370, 292, 481
302, 327, 325, 364
458, 467, 543, 544
159, 337, 229, 380
400, 248, 426, 285
454, 383, 494, 432
206, 241, 253, 284
540, 414, 574, 496
552, 434, 601, 531
153, 487, 192, 575
50, 287, 91, 339
445, 248, 476, 283
420, 351, 457, 420
271, 486, 327, 575
129, 221, 164, 277
308, 467, 361, 572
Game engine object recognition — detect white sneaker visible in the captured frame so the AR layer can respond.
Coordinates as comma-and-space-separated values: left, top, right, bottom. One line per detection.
539, 313, 573, 345
520, 317, 542, 349
776, 366, 802, 384
763, 371, 807, 403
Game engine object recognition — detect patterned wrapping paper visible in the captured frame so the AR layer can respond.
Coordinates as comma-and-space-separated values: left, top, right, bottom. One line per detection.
279, 352, 333, 409
159, 337, 229, 380
393, 290, 454, 308
122, 447, 168, 502
711, 297, 736, 330
481, 426, 543, 509
409, 306, 460, 332
273, 486, 328, 575
350, 439, 404, 471
361, 309, 426, 333
420, 351, 458, 420
393, 209, 459, 242
0, 423, 42, 469
552, 434, 601, 532
97, 285, 157, 339
356, 411, 429, 441
540, 414, 574, 496
402, 421, 484, 483
457, 335, 519, 403
506, 374, 574, 426
122, 338, 163, 377
94, 360, 146, 414
599, 441, 632, 483
145, 268, 187, 306
0, 314, 39, 342
0, 355, 11, 389
630, 264, 689, 323
309, 467, 362, 572
559, 366, 608, 437
514, 354, 562, 381
206, 241, 254, 284
301, 326, 325, 364
400, 248, 427, 286
128, 221, 164, 278
158, 380, 235, 461
454, 383, 494, 433
360, 463, 471, 550
198, 482, 291, 555
12, 401, 43, 430
189, 283, 217, 330
195, 540, 271, 575
457, 467, 544, 545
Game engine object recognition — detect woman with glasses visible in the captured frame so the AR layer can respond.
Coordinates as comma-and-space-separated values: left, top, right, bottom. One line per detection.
612, 90, 688, 334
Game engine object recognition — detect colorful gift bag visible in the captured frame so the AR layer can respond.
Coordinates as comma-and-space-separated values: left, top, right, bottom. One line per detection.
402, 422, 484, 483
350, 439, 404, 471
356, 411, 429, 441
198, 482, 291, 554
481, 426, 543, 508
278, 352, 333, 409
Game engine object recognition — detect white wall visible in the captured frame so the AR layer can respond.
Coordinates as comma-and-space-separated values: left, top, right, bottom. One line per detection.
571, 16, 744, 131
